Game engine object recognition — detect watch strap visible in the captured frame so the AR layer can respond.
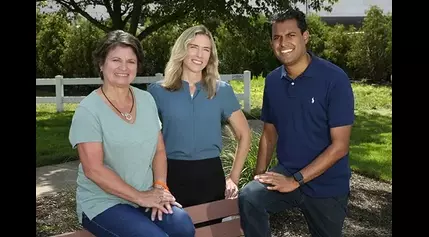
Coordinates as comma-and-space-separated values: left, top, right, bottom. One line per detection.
293, 171, 305, 186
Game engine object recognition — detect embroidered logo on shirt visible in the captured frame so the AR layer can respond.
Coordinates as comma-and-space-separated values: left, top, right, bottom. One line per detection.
311, 97, 315, 104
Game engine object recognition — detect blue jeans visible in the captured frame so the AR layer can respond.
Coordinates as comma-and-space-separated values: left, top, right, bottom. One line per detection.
82, 204, 195, 237
238, 165, 349, 237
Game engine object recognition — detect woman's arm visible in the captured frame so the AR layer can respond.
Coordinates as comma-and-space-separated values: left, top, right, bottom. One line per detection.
227, 110, 251, 184
77, 141, 173, 212
78, 142, 143, 203
152, 132, 168, 188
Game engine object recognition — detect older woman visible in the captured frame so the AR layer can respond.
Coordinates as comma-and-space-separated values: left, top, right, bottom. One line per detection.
68, 30, 195, 237
148, 25, 251, 227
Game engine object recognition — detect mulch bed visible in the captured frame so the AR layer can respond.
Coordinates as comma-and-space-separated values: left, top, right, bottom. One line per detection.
36, 171, 391, 237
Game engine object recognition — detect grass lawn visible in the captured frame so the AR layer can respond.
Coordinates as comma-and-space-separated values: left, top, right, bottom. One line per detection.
36, 103, 78, 167
36, 77, 392, 182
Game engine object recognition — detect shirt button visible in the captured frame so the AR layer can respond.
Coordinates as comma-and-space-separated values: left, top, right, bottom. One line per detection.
291, 82, 295, 85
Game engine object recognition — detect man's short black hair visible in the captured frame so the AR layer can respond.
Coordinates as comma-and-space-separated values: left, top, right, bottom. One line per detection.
270, 8, 308, 34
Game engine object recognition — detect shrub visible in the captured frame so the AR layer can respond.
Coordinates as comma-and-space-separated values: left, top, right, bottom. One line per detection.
221, 129, 278, 189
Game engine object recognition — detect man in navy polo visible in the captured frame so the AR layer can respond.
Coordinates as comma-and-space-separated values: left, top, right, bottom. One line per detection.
238, 8, 355, 237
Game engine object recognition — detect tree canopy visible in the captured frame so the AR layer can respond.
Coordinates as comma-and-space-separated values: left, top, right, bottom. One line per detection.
36, 0, 338, 40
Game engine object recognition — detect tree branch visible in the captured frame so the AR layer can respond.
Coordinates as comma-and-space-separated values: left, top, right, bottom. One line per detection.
112, 0, 124, 29
129, 0, 144, 35
137, 10, 187, 40
56, 0, 111, 32
102, 0, 114, 17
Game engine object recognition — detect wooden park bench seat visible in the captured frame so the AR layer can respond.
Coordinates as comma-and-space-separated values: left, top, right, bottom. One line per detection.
51, 198, 243, 237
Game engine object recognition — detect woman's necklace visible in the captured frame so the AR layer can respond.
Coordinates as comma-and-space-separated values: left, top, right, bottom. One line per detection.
101, 87, 134, 121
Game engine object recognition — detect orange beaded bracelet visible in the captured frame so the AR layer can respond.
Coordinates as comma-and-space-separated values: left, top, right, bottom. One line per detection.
153, 180, 169, 191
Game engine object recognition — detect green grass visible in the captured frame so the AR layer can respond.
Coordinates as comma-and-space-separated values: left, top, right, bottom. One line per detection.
36, 103, 78, 167
36, 77, 392, 183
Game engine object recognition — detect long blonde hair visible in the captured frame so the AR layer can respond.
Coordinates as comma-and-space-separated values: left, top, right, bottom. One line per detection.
162, 25, 220, 99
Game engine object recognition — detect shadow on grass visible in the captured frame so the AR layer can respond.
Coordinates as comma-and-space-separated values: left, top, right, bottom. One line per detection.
350, 111, 392, 182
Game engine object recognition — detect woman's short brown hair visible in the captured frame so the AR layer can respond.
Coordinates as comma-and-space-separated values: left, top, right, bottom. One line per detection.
92, 30, 144, 80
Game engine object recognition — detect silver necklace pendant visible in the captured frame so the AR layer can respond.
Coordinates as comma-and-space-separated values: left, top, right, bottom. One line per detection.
122, 113, 133, 121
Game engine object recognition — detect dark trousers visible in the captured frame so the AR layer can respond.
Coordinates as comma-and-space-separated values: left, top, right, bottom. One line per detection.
238, 164, 349, 237
167, 157, 226, 227
82, 204, 195, 237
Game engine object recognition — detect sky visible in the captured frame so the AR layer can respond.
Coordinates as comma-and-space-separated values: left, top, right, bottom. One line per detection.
39, 0, 392, 19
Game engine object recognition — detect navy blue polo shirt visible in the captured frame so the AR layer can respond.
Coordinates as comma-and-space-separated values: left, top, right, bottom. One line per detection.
261, 52, 355, 198
147, 80, 241, 161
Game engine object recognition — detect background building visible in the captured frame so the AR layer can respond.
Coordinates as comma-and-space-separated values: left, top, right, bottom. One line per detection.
297, 0, 392, 28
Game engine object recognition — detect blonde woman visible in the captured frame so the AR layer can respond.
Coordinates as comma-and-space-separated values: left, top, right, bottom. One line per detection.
148, 25, 251, 226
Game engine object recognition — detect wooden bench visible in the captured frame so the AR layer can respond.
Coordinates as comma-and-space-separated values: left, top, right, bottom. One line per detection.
51, 198, 243, 237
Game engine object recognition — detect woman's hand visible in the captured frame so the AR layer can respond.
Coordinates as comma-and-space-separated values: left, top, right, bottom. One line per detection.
136, 188, 175, 214
143, 186, 183, 221
147, 200, 183, 221
225, 177, 239, 199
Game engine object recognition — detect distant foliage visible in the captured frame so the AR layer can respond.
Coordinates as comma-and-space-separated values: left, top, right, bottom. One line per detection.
36, 5, 391, 83
346, 6, 392, 82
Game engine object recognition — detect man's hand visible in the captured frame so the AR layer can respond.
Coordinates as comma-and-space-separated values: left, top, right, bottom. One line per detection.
225, 177, 239, 199
255, 171, 299, 193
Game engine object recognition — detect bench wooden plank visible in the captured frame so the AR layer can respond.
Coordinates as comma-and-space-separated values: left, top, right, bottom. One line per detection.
195, 218, 244, 237
184, 198, 240, 225
51, 230, 94, 237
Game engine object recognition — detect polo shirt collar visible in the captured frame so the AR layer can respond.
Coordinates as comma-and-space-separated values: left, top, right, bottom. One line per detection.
181, 80, 203, 89
281, 51, 319, 80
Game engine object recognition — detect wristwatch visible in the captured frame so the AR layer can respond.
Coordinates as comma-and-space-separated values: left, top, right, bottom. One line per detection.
292, 171, 305, 186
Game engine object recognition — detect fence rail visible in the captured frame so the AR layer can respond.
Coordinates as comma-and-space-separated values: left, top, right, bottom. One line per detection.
36, 71, 252, 113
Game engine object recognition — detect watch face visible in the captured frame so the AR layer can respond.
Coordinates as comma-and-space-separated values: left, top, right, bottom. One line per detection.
293, 172, 303, 183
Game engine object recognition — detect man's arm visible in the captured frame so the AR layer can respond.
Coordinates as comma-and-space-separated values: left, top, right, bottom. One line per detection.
299, 125, 351, 183
257, 125, 352, 192
255, 123, 278, 175
299, 73, 354, 184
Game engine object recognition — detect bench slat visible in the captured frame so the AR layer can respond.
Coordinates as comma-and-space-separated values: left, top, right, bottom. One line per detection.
195, 218, 243, 237
51, 230, 94, 237
184, 198, 240, 224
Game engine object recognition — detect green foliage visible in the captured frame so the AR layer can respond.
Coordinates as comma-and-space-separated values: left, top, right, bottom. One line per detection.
306, 14, 328, 54
323, 24, 357, 75
39, 0, 338, 41
36, 4, 391, 83
36, 10, 71, 77
346, 6, 392, 82
215, 14, 278, 75
61, 16, 105, 78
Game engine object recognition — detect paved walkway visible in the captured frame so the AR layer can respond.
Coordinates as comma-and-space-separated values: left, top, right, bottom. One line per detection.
36, 160, 80, 197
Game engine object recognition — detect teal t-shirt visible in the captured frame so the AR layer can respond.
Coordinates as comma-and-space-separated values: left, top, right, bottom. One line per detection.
68, 86, 161, 223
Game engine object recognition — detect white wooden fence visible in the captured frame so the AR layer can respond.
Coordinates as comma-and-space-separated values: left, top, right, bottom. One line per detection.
36, 71, 252, 113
